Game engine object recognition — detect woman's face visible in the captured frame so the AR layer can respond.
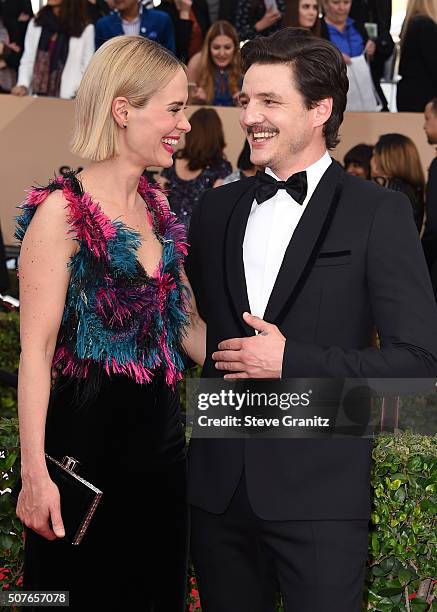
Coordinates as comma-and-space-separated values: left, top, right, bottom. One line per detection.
299, 1, 319, 29
370, 152, 384, 178
346, 162, 367, 179
324, 0, 351, 25
119, 68, 191, 168
210, 34, 235, 70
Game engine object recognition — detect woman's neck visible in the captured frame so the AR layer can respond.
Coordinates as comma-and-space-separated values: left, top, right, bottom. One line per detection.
325, 16, 347, 31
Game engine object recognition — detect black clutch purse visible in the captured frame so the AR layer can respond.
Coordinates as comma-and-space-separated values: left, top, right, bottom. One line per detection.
12, 454, 103, 546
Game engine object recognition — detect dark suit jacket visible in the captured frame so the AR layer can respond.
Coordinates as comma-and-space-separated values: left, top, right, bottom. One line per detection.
95, 7, 175, 51
397, 16, 437, 112
158, 0, 210, 62
422, 157, 437, 298
186, 161, 437, 521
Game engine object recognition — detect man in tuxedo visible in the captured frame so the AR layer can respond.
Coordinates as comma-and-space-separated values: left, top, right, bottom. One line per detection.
422, 98, 437, 298
186, 29, 437, 612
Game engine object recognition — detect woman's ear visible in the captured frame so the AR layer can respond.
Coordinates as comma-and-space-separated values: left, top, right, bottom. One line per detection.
112, 97, 129, 129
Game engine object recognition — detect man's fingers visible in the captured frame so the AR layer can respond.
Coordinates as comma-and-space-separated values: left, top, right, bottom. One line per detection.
215, 361, 246, 371
224, 372, 249, 379
212, 349, 243, 361
242, 311, 270, 333
217, 338, 243, 351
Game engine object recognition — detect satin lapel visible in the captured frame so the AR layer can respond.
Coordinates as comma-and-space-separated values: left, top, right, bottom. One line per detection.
263, 161, 346, 326
224, 179, 258, 337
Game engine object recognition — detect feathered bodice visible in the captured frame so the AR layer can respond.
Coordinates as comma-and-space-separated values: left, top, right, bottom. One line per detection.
15, 172, 190, 392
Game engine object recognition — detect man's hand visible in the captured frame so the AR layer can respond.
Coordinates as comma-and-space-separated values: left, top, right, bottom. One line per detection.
212, 312, 285, 379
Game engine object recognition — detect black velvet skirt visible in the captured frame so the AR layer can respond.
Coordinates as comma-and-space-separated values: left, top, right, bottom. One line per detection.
22, 372, 188, 611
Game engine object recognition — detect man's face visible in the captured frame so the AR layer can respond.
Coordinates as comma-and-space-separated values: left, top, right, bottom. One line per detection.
113, 0, 138, 12
239, 63, 318, 177
424, 102, 437, 145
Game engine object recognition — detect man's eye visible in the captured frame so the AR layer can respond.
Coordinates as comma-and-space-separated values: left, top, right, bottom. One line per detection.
264, 99, 274, 105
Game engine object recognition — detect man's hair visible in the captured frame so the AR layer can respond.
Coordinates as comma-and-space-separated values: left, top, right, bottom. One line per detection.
240, 27, 348, 149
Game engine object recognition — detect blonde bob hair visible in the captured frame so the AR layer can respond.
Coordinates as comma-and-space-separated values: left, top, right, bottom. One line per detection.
71, 36, 185, 161
401, 0, 437, 44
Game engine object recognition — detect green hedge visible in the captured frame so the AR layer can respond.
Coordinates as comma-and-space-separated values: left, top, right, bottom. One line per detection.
0, 312, 435, 610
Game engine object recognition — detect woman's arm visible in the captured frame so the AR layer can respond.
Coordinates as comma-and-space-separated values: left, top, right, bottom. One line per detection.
13, 18, 40, 93
16, 190, 76, 541
181, 269, 206, 367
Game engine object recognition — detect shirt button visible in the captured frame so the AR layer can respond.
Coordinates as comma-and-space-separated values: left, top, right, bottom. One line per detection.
141, 27, 146, 33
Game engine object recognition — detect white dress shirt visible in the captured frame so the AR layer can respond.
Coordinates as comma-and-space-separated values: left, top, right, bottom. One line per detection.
243, 151, 332, 319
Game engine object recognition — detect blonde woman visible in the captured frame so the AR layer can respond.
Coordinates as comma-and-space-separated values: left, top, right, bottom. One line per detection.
397, 0, 437, 111
15, 35, 204, 610
187, 20, 241, 106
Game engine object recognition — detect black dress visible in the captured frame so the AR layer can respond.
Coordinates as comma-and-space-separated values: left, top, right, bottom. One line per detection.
16, 173, 191, 611
397, 15, 437, 112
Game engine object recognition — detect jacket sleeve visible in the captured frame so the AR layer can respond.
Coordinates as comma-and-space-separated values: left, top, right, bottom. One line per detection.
80, 24, 95, 75
422, 158, 437, 270
94, 18, 108, 50
159, 13, 175, 53
282, 191, 437, 378
16, 19, 41, 90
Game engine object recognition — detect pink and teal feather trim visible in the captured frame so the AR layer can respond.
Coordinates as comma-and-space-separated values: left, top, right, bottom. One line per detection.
15, 172, 190, 392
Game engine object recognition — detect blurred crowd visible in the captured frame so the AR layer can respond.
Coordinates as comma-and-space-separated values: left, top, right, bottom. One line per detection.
0, 0, 434, 113
1, 0, 437, 298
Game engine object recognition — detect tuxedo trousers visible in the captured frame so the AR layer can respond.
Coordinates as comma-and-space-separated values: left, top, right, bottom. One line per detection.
190, 471, 369, 612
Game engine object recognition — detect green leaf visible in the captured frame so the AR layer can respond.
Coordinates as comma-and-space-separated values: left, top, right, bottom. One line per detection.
410, 598, 429, 611
398, 567, 414, 584
0, 533, 14, 550
372, 532, 380, 556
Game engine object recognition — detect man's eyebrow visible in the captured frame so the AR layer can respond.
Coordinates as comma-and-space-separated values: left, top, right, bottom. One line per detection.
257, 91, 283, 100
238, 92, 283, 101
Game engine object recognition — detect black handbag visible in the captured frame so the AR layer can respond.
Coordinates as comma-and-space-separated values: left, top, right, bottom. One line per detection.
11, 454, 103, 546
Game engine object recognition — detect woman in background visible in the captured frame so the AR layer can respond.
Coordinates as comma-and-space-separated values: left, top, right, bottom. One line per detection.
187, 20, 241, 106
343, 143, 373, 179
371, 133, 425, 232
284, 0, 321, 36
320, 0, 375, 65
235, 0, 285, 41
221, 139, 262, 185
160, 107, 232, 227
397, 0, 437, 112
158, 0, 210, 62
11, 0, 94, 99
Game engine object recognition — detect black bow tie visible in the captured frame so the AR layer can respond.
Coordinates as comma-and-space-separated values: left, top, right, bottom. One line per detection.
254, 170, 308, 205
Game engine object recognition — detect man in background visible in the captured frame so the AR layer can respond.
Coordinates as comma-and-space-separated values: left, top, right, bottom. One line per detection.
95, 0, 175, 51
422, 98, 437, 298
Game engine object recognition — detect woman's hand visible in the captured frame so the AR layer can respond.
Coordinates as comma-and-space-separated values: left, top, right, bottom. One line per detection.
175, 0, 192, 19
11, 85, 28, 96
16, 474, 65, 541
342, 52, 352, 65
255, 7, 282, 32
191, 86, 207, 104
364, 39, 376, 59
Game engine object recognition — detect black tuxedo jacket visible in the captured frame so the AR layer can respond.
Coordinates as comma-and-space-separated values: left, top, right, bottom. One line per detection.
186, 161, 437, 521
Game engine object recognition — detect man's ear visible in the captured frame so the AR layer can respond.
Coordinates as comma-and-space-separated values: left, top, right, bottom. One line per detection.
313, 97, 333, 129
112, 96, 129, 129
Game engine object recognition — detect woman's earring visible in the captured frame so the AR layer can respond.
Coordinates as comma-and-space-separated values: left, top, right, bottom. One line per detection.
123, 124, 128, 129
